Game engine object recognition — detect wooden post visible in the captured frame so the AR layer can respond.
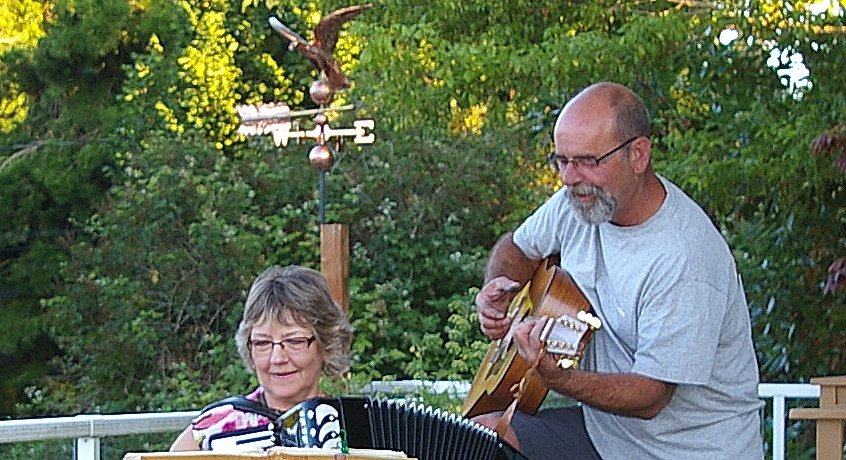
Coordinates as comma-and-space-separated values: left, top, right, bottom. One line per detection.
789, 375, 846, 460
320, 223, 349, 312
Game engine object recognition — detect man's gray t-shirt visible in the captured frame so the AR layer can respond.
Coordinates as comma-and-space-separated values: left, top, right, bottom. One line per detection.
513, 176, 763, 460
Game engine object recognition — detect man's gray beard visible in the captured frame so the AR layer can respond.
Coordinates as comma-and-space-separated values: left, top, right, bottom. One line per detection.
568, 184, 616, 225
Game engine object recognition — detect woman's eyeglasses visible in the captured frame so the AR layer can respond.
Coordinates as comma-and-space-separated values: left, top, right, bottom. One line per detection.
248, 336, 316, 354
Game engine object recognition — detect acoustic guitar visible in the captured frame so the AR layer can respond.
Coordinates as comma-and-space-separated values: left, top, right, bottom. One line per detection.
461, 258, 601, 418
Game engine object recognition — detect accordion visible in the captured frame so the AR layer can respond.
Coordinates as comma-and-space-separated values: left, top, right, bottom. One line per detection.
205, 396, 526, 460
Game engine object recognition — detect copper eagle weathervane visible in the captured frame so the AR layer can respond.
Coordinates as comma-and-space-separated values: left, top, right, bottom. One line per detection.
269, 4, 372, 94
240, 4, 375, 153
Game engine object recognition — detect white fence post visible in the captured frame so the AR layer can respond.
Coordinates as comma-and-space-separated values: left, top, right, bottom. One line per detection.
772, 394, 786, 460
76, 436, 100, 460
757, 383, 821, 460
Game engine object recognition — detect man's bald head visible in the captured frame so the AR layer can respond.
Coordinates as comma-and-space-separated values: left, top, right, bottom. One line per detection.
556, 82, 651, 143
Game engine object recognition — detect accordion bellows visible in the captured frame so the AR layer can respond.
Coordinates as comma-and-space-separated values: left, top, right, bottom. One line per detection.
207, 396, 525, 460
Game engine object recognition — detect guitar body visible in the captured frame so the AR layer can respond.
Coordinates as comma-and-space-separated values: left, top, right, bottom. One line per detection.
461, 259, 595, 418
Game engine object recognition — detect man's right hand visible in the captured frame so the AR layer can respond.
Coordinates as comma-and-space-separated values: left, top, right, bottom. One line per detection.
475, 276, 522, 340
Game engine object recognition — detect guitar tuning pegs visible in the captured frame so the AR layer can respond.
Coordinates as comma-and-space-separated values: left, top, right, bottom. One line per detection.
576, 310, 602, 330
548, 340, 575, 352
555, 316, 583, 332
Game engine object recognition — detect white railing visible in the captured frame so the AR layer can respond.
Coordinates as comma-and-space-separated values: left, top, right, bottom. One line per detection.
0, 382, 820, 460
0, 411, 198, 459
757, 383, 821, 460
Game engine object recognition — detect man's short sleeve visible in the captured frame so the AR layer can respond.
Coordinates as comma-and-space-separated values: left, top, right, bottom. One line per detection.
513, 188, 569, 259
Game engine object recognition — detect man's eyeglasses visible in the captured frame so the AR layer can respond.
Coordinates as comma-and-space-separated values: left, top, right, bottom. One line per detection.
248, 336, 316, 354
547, 136, 640, 172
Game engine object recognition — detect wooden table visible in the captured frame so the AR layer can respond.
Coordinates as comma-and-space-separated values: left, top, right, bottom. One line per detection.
788, 375, 846, 460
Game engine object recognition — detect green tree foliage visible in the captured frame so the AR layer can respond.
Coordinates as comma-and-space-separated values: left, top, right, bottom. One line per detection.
13, 0, 325, 415
0, 0, 143, 415
0, 4, 843, 452
0, 0, 43, 133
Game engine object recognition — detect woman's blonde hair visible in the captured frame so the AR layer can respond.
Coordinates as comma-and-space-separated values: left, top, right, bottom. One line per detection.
235, 265, 353, 378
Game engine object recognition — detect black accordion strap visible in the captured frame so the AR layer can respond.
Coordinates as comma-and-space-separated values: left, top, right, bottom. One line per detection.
199, 395, 282, 421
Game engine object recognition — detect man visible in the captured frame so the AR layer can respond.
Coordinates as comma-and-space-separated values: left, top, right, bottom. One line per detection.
474, 82, 763, 459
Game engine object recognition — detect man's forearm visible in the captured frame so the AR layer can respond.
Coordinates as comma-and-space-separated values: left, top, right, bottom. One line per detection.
545, 369, 675, 419
484, 231, 541, 285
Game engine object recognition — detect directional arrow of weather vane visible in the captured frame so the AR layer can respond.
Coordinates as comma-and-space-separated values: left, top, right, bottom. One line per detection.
235, 102, 375, 148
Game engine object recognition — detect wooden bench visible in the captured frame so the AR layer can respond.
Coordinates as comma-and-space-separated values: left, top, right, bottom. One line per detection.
789, 375, 846, 460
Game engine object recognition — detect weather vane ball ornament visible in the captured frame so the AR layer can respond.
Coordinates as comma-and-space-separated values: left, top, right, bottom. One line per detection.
309, 144, 334, 172
310, 79, 334, 106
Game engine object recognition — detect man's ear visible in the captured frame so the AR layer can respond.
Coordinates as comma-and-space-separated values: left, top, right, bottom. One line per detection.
629, 137, 652, 174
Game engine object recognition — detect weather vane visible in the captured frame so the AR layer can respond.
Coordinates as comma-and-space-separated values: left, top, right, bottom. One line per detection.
236, 3, 374, 224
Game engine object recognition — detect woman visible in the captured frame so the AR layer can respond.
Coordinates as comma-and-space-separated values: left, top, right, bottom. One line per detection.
169, 264, 353, 451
